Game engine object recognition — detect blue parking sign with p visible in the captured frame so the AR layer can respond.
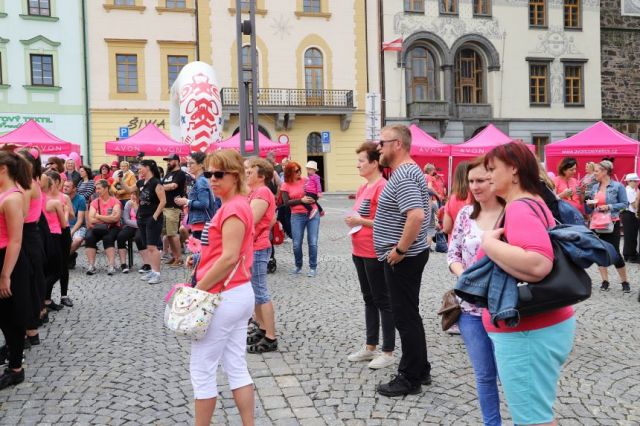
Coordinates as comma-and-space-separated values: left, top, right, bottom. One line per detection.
321, 131, 330, 144
119, 127, 129, 139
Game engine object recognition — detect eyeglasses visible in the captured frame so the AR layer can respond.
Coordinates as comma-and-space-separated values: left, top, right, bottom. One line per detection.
204, 170, 232, 179
296, 169, 301, 173
378, 139, 398, 148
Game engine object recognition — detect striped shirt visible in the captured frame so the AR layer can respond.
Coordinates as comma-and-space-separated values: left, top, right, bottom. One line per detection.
373, 162, 431, 261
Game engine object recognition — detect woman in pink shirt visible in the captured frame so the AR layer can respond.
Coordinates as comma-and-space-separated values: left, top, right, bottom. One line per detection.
245, 157, 278, 353
344, 142, 395, 370
442, 161, 471, 235
554, 157, 584, 213
481, 142, 575, 426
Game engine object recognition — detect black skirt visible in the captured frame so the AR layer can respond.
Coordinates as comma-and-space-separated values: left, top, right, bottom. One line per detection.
0, 247, 30, 329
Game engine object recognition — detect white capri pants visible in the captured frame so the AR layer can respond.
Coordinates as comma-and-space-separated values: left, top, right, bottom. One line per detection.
190, 283, 255, 399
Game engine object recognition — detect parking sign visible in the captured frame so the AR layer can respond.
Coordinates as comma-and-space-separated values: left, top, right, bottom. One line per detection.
119, 127, 129, 139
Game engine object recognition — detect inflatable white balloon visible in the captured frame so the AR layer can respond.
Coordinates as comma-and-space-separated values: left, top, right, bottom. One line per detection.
169, 61, 223, 153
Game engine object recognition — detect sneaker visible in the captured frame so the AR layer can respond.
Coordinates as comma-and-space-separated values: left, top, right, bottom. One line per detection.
421, 374, 433, 386
60, 297, 74, 308
140, 271, 154, 281
86, 265, 97, 276
347, 345, 378, 362
69, 252, 78, 270
377, 374, 421, 397
446, 324, 461, 335
107, 266, 115, 276
0, 368, 25, 391
121, 264, 130, 274
307, 269, 317, 278
600, 280, 610, 291
622, 282, 631, 293
46, 301, 63, 312
138, 264, 151, 274
309, 206, 318, 219
368, 353, 395, 370
27, 334, 40, 346
289, 267, 302, 275
147, 272, 162, 285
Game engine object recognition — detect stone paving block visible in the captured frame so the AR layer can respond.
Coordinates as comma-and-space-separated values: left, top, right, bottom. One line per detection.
267, 407, 295, 420
262, 396, 288, 410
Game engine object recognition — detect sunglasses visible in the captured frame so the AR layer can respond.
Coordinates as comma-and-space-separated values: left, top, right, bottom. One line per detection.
204, 171, 232, 179
378, 138, 398, 148
296, 169, 302, 173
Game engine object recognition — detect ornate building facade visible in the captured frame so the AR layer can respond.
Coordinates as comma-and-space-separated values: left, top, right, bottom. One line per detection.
377, 0, 602, 156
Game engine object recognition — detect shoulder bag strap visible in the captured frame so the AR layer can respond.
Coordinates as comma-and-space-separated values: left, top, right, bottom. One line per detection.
219, 255, 245, 293
517, 198, 551, 229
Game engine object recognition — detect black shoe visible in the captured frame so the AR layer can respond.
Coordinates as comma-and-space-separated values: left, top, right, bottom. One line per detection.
421, 374, 432, 386
622, 282, 631, 293
0, 368, 25, 391
0, 346, 8, 367
69, 252, 78, 270
60, 297, 74, 307
23, 339, 31, 350
377, 374, 421, 397
27, 334, 40, 346
41, 312, 49, 324
46, 301, 64, 311
600, 280, 610, 292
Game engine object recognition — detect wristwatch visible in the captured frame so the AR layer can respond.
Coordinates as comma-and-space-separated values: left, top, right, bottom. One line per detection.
395, 247, 407, 255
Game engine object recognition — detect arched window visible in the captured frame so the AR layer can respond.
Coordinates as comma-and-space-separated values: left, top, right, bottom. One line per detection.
307, 132, 323, 154
241, 45, 258, 83
455, 48, 484, 104
304, 48, 324, 105
407, 47, 438, 101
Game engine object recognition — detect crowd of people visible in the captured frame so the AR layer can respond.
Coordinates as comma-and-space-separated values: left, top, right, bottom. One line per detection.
1, 123, 638, 425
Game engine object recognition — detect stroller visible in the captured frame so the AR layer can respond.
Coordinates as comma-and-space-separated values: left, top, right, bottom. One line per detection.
268, 220, 285, 273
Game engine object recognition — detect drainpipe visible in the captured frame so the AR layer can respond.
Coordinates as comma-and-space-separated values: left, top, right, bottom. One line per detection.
364, 0, 369, 93
81, 0, 92, 166
378, 0, 386, 124
195, 0, 200, 61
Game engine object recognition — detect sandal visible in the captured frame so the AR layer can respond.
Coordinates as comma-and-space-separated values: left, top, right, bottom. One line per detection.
247, 329, 265, 345
247, 337, 278, 354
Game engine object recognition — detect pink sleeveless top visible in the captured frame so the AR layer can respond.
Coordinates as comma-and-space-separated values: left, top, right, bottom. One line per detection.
26, 185, 43, 224
42, 194, 62, 234
0, 189, 21, 249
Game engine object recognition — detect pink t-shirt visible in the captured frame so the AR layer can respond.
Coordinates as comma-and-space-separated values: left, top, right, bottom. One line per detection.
90, 196, 120, 227
281, 178, 308, 214
554, 176, 584, 213
43, 194, 62, 234
249, 186, 276, 251
196, 195, 254, 293
445, 194, 472, 226
351, 178, 386, 258
480, 199, 574, 333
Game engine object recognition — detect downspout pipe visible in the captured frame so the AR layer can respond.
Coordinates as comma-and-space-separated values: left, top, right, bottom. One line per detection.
378, 0, 386, 124
195, 0, 200, 61
81, 0, 91, 166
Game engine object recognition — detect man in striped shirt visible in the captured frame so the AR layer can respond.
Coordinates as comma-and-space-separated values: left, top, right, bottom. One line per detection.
373, 124, 432, 397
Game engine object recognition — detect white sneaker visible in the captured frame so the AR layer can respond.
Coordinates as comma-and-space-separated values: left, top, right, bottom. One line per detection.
107, 266, 115, 276
140, 271, 154, 281
368, 353, 395, 370
347, 345, 378, 362
147, 272, 162, 285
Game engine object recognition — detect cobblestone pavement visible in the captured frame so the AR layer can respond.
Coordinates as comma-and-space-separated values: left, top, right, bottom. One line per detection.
1, 195, 639, 425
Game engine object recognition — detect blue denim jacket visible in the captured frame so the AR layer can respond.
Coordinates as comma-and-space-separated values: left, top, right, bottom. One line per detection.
187, 175, 217, 225
586, 181, 627, 220
455, 223, 619, 327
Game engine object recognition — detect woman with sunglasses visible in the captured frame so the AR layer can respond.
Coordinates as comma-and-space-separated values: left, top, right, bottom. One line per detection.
190, 150, 255, 425
175, 152, 217, 240
281, 161, 320, 277
554, 157, 584, 214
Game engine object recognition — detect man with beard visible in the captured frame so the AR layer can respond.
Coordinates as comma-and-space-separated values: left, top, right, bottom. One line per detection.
373, 124, 432, 397
161, 154, 186, 267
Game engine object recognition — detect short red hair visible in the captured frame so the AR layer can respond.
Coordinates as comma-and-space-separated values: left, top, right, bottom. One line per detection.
284, 161, 301, 184
484, 142, 542, 196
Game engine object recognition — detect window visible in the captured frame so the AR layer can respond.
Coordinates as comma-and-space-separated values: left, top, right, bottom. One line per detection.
303, 0, 321, 13
404, 0, 425, 12
114, 0, 135, 5
166, 0, 186, 7
440, 0, 458, 14
529, 0, 546, 26
241, 45, 258, 83
116, 54, 138, 93
304, 48, 324, 105
30, 54, 53, 86
307, 132, 323, 154
473, 0, 491, 16
28, 0, 50, 16
564, 64, 583, 105
407, 47, 437, 101
532, 135, 550, 159
168, 55, 188, 89
529, 63, 549, 105
564, 0, 580, 28
455, 49, 483, 104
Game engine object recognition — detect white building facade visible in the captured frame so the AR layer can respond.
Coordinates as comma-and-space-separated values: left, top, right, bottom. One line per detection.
377, 0, 601, 156
0, 0, 88, 154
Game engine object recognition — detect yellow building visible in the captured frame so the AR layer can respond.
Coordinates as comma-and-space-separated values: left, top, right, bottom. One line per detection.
86, 0, 198, 166
205, 0, 369, 191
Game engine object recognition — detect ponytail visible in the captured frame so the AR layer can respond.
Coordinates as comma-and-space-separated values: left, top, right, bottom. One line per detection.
0, 151, 32, 190
18, 148, 42, 179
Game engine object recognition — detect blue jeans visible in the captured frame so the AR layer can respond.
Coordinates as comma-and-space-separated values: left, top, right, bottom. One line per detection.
291, 213, 320, 269
458, 313, 501, 426
251, 247, 272, 304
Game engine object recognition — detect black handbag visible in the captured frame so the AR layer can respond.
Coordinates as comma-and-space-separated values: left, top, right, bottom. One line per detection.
508, 199, 592, 317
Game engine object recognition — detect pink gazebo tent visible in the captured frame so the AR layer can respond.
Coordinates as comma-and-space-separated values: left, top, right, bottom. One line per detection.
0, 119, 80, 154
408, 124, 451, 186
207, 131, 290, 160
545, 121, 640, 181
105, 123, 190, 156
450, 124, 535, 171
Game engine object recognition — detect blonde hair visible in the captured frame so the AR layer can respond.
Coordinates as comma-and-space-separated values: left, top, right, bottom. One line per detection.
247, 157, 274, 182
585, 162, 596, 173
381, 124, 412, 151
205, 150, 247, 195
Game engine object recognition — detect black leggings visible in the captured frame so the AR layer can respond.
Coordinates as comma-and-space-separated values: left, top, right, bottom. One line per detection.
23, 223, 46, 329
0, 249, 29, 369
598, 221, 626, 269
45, 233, 62, 300
116, 226, 144, 251
59, 227, 71, 297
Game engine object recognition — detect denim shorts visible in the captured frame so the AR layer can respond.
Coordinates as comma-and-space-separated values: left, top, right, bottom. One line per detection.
489, 316, 576, 425
250, 247, 272, 305
72, 227, 87, 240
